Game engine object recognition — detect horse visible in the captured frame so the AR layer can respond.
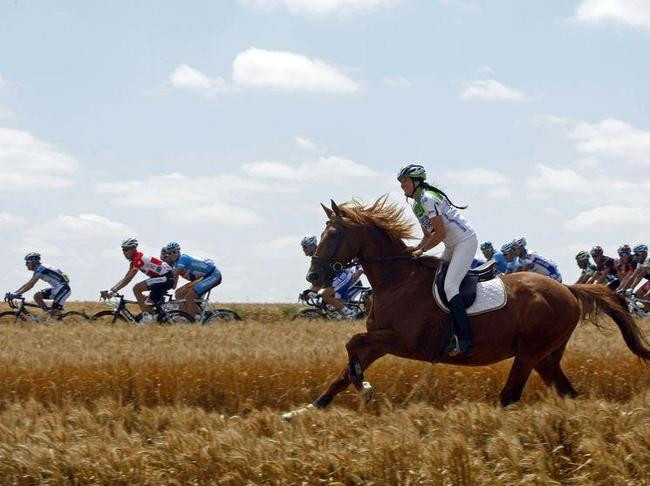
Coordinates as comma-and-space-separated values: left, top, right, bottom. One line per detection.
282, 197, 650, 419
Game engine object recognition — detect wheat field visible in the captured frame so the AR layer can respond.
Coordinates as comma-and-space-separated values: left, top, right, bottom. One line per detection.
0, 302, 648, 485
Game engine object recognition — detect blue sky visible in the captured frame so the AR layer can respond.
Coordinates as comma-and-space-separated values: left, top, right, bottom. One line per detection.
1, 0, 649, 301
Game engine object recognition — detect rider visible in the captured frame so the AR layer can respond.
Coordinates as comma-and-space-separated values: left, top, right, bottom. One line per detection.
7, 252, 71, 318
615, 244, 636, 287
479, 241, 507, 275
301, 235, 365, 319
398, 164, 477, 356
160, 242, 222, 319
511, 237, 562, 282
589, 246, 620, 290
501, 242, 522, 274
574, 251, 598, 284
101, 238, 174, 323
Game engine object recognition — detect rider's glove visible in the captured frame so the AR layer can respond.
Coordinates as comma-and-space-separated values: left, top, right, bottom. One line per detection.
100, 290, 114, 299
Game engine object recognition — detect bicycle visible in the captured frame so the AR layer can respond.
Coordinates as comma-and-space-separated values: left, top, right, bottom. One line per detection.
0, 295, 88, 323
162, 290, 242, 323
90, 292, 194, 324
292, 284, 372, 321
626, 294, 650, 318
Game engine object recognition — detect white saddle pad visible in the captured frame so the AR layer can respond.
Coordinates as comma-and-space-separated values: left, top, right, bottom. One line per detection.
433, 276, 507, 316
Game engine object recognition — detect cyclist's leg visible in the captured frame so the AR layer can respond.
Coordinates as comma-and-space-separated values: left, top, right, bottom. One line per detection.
146, 273, 175, 316
191, 271, 222, 316
175, 281, 196, 314
133, 281, 151, 313
34, 288, 51, 311
50, 284, 71, 318
321, 287, 345, 310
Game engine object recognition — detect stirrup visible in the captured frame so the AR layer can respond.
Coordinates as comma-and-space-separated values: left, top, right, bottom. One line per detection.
446, 334, 461, 357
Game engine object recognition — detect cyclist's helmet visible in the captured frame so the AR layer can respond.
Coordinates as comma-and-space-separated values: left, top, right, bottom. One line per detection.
397, 164, 426, 181
121, 237, 138, 249
164, 241, 181, 252
24, 252, 41, 262
480, 241, 493, 251
575, 250, 590, 262
633, 244, 648, 254
501, 242, 514, 255
512, 237, 527, 249
590, 245, 604, 258
617, 244, 631, 256
301, 235, 317, 248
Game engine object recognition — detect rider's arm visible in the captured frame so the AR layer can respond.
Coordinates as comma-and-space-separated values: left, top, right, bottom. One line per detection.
417, 216, 445, 252
626, 266, 646, 291
14, 275, 39, 295
109, 268, 138, 294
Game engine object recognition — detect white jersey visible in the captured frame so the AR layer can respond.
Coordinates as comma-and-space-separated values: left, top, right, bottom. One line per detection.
34, 263, 69, 288
413, 188, 475, 247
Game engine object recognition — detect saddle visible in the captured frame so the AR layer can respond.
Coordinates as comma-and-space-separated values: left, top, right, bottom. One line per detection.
435, 261, 497, 309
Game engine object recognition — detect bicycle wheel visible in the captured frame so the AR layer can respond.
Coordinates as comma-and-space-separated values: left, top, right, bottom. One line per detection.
202, 309, 242, 324
291, 309, 324, 321
90, 310, 126, 324
0, 311, 19, 324
160, 310, 195, 324
59, 311, 89, 322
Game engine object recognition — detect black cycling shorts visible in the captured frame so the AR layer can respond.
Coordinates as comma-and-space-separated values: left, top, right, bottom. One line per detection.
145, 272, 174, 304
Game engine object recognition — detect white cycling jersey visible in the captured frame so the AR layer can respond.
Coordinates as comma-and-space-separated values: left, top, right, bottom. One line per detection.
413, 189, 475, 247
34, 263, 69, 287
522, 251, 561, 280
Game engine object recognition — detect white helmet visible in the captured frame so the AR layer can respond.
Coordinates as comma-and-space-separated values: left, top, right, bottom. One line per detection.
121, 237, 138, 249
301, 235, 317, 248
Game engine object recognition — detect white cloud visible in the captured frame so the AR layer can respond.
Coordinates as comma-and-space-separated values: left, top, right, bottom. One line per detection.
232, 48, 360, 93
0, 212, 28, 228
168, 64, 233, 97
572, 0, 650, 30
239, 0, 402, 17
461, 79, 528, 102
295, 136, 318, 151
382, 76, 412, 87
95, 173, 283, 225
251, 235, 304, 258
564, 205, 650, 231
34, 214, 134, 239
569, 118, 650, 164
0, 74, 7, 89
243, 155, 377, 180
0, 128, 78, 190
443, 168, 511, 186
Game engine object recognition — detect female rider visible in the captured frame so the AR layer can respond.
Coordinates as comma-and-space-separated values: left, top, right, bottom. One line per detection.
398, 164, 478, 356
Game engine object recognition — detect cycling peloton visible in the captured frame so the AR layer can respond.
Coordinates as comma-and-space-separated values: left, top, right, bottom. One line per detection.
6, 252, 72, 318
511, 237, 562, 282
100, 238, 174, 323
160, 242, 222, 319
301, 235, 365, 320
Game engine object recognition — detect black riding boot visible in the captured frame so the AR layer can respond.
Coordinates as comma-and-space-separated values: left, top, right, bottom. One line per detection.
446, 294, 474, 356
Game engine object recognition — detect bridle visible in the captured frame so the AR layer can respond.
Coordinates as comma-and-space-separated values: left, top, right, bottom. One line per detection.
310, 221, 414, 284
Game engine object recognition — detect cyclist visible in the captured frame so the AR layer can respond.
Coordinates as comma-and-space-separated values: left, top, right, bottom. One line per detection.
589, 246, 620, 290
627, 244, 650, 298
574, 251, 597, 284
301, 235, 364, 319
161, 242, 222, 319
398, 164, 477, 356
615, 244, 636, 286
101, 238, 174, 323
511, 237, 562, 282
479, 241, 507, 275
501, 242, 522, 274
7, 252, 71, 318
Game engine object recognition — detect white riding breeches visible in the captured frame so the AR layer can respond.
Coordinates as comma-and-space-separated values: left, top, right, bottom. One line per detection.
440, 235, 479, 300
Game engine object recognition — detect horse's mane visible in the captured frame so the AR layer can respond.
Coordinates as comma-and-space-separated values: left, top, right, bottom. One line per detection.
337, 195, 415, 242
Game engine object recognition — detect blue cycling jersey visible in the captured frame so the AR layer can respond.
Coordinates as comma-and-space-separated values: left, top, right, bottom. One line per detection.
175, 254, 217, 281
492, 252, 507, 274
505, 257, 523, 274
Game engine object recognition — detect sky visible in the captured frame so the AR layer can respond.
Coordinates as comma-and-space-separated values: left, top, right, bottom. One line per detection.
0, 0, 649, 302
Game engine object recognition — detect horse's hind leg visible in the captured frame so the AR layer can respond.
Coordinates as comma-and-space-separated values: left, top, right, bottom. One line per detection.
534, 342, 577, 398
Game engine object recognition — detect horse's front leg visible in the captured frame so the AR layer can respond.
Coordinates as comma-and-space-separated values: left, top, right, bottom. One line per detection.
281, 332, 388, 421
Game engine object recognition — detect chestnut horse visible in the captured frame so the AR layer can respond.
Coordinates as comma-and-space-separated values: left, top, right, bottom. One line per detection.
283, 198, 650, 419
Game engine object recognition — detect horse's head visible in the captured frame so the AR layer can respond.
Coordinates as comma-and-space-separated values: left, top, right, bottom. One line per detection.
306, 200, 362, 288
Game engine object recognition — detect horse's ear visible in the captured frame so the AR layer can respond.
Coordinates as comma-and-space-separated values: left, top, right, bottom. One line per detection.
330, 199, 341, 217
321, 203, 334, 219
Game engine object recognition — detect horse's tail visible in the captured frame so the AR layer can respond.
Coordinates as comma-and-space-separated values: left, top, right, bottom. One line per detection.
568, 284, 650, 361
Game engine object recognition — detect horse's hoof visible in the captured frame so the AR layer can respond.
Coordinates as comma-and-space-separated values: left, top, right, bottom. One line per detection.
281, 404, 315, 421
360, 381, 373, 402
